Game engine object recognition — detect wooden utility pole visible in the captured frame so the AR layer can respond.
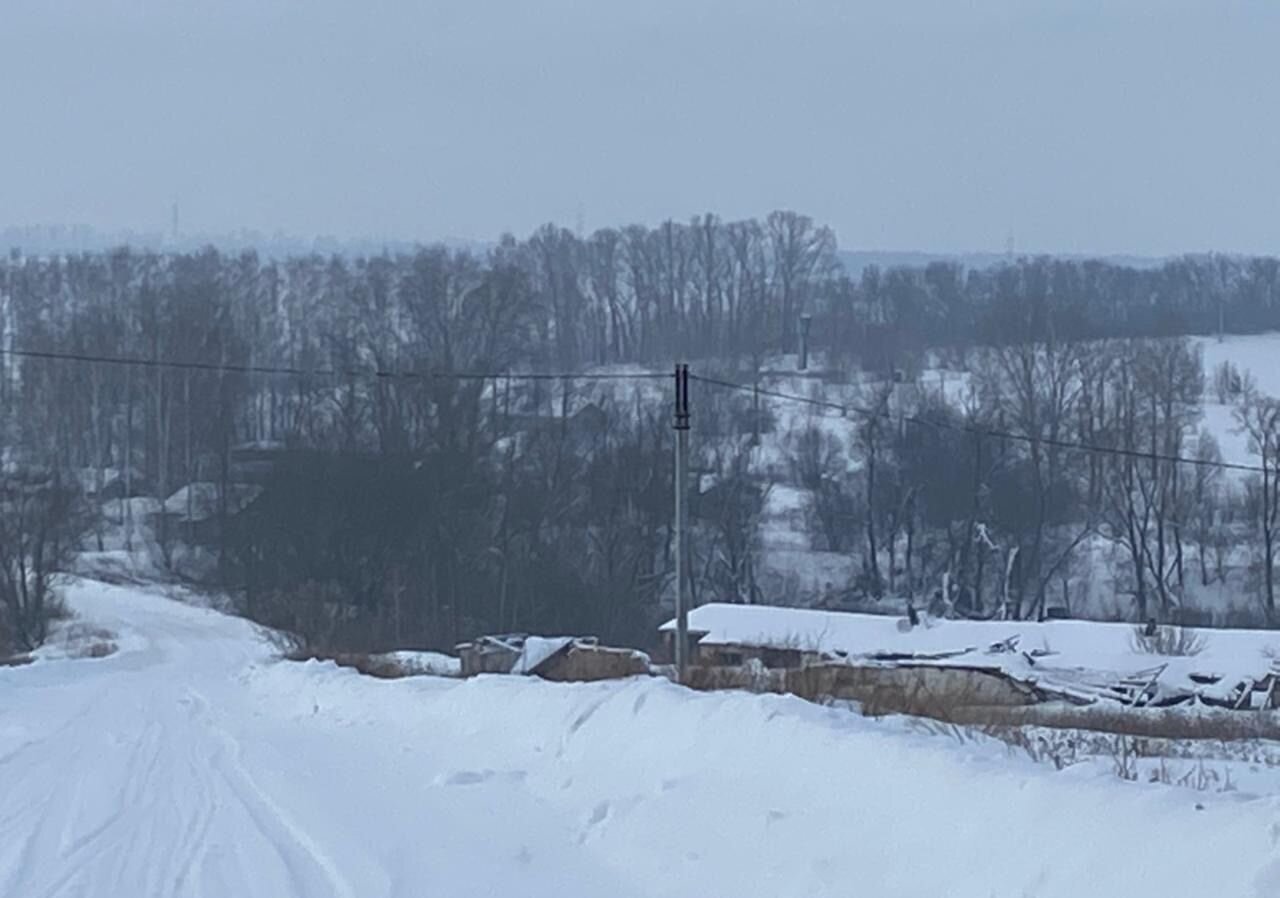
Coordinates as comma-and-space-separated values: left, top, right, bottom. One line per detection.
673, 363, 691, 681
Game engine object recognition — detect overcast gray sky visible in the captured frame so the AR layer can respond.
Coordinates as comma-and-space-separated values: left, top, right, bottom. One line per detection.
2, 1, 1277, 255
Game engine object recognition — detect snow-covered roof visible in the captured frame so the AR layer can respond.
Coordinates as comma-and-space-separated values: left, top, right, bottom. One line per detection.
162, 482, 262, 522
457, 634, 603, 676
511, 637, 575, 675
661, 603, 1280, 704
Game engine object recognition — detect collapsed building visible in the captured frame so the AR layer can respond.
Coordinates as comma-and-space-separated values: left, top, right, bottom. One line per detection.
455, 634, 650, 682
659, 603, 1280, 713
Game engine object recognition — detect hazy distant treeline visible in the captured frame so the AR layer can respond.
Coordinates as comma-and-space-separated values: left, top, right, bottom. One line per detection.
8, 220, 1280, 382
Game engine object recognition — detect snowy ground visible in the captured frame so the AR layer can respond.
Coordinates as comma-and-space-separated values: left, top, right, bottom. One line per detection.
1196, 333, 1280, 471
5, 580, 1280, 896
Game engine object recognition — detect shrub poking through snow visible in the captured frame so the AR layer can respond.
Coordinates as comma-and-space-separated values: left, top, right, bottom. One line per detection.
59, 623, 119, 659
1130, 624, 1207, 657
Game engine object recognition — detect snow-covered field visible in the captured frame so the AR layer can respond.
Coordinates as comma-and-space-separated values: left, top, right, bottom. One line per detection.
6, 580, 1280, 897
1196, 333, 1280, 470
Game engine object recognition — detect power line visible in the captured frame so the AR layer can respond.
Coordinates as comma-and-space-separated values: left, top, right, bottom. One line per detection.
2, 343, 1265, 476
690, 372, 1268, 476
0, 346, 669, 384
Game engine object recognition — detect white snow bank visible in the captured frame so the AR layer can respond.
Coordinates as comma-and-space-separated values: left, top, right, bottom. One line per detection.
378, 650, 461, 677
246, 659, 1280, 898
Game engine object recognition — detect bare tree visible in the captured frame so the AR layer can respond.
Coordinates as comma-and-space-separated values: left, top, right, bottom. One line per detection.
0, 470, 83, 652
1188, 430, 1224, 588
1237, 389, 1280, 617
766, 211, 837, 354
1099, 339, 1203, 617
853, 381, 896, 597
975, 331, 1089, 618
792, 419, 854, 552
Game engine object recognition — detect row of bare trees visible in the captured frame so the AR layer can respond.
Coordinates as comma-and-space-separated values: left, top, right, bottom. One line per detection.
6, 218, 1280, 649
825, 253, 1280, 378
228, 393, 676, 651
0, 211, 835, 471
786, 331, 1280, 624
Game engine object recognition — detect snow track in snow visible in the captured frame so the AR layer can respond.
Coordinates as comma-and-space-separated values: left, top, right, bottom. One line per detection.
0, 589, 355, 898
0, 581, 647, 898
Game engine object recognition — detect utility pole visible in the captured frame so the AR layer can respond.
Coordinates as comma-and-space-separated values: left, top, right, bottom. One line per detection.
673, 362, 691, 681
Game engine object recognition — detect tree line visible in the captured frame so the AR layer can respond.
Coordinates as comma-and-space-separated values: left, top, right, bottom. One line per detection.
784, 336, 1262, 626
4, 215, 1280, 655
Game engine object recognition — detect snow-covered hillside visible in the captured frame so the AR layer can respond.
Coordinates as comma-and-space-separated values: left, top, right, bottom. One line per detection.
4, 580, 1280, 897
1196, 333, 1280, 470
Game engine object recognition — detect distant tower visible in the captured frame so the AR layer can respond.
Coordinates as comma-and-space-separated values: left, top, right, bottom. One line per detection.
1005, 229, 1015, 260
575, 203, 585, 239
171, 201, 180, 242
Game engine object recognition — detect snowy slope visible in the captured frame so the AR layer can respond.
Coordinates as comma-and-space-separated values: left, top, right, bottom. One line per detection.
4, 580, 1280, 897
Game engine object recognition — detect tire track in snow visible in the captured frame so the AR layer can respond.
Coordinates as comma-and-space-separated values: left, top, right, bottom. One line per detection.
198, 691, 357, 898
1, 633, 264, 897
159, 688, 221, 897
20, 712, 177, 897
